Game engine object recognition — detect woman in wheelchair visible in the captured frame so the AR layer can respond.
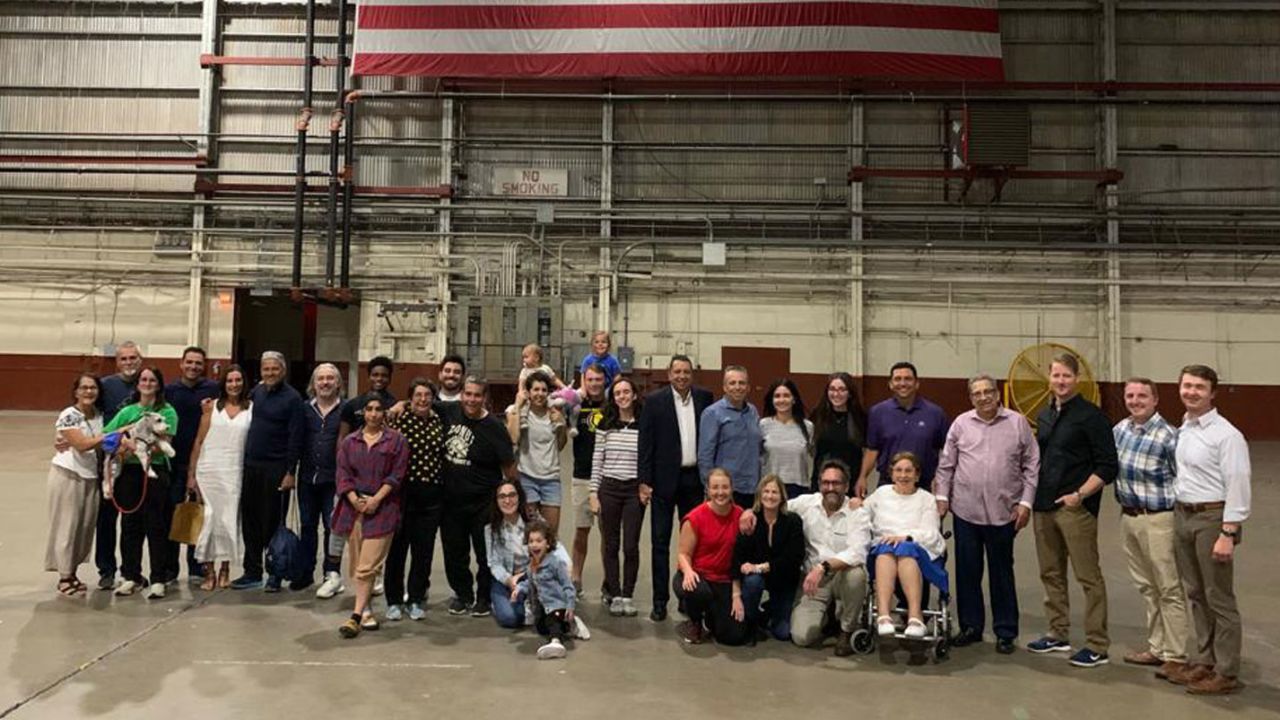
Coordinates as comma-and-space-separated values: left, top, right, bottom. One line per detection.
864, 451, 947, 639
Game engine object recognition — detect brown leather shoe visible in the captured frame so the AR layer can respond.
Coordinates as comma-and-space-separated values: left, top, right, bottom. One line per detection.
1124, 650, 1163, 666
1154, 661, 1186, 681
1186, 673, 1243, 696
1164, 663, 1212, 686
834, 630, 854, 657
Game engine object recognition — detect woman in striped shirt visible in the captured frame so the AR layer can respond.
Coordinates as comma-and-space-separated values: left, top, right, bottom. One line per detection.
589, 376, 645, 617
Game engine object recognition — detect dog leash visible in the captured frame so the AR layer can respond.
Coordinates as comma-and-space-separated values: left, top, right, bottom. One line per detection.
101, 431, 149, 515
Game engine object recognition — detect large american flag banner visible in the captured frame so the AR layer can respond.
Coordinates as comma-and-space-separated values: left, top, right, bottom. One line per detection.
352, 0, 1004, 80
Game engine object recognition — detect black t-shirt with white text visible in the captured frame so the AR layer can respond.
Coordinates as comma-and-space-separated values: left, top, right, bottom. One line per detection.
442, 404, 515, 497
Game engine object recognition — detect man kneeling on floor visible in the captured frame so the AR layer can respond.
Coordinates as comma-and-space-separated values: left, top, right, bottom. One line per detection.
741, 459, 870, 655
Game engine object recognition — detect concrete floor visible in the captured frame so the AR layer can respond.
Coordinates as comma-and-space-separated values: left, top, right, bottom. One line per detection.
1, 411, 1276, 719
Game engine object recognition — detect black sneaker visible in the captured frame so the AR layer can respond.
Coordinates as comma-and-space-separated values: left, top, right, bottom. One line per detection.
952, 628, 983, 647
649, 606, 668, 622
290, 576, 314, 592
264, 575, 282, 593
470, 599, 492, 617
97, 575, 116, 591
996, 638, 1016, 655
448, 597, 471, 615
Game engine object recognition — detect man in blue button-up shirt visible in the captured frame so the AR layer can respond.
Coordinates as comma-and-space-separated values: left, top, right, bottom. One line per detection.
697, 365, 762, 509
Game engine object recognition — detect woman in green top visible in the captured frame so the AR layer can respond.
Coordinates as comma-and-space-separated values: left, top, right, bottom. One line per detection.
103, 366, 179, 599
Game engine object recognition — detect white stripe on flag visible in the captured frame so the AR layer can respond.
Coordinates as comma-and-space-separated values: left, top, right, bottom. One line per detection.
357, 26, 1001, 57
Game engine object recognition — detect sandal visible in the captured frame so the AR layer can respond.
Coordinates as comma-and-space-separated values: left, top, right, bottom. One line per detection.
200, 564, 216, 591
360, 613, 380, 631
339, 617, 361, 639
218, 565, 231, 589
904, 618, 927, 639
57, 578, 84, 596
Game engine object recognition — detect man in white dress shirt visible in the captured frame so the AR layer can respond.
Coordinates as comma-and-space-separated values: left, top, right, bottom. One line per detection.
781, 459, 870, 656
1160, 364, 1250, 696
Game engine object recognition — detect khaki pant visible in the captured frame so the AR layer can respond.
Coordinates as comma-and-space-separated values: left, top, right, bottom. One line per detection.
346, 515, 393, 584
1033, 506, 1109, 651
45, 465, 100, 576
1174, 505, 1242, 678
1121, 511, 1188, 661
790, 566, 868, 647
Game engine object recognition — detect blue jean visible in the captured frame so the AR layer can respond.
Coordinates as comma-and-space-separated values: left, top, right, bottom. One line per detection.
490, 581, 526, 629
740, 573, 796, 641
296, 481, 339, 577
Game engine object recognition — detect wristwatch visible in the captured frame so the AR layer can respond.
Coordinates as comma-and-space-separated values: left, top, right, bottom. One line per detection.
820, 560, 833, 576
1220, 528, 1240, 541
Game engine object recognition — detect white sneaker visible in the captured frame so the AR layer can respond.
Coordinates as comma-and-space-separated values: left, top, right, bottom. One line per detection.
573, 615, 591, 641
114, 580, 139, 597
315, 571, 345, 599
904, 619, 927, 639
409, 603, 426, 621
145, 582, 166, 599
621, 597, 638, 617
386, 604, 404, 621
537, 638, 567, 660
609, 596, 626, 617
373, 577, 384, 597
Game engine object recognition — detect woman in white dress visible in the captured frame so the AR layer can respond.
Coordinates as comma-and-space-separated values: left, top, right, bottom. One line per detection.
187, 365, 252, 590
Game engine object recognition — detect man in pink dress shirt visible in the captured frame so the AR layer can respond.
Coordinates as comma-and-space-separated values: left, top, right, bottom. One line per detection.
934, 373, 1040, 655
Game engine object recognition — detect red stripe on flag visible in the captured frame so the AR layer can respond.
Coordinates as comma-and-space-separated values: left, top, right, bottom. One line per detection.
358, 2, 1000, 33
352, 50, 1005, 80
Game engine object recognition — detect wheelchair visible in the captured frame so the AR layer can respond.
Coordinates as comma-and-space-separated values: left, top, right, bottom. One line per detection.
850, 533, 953, 662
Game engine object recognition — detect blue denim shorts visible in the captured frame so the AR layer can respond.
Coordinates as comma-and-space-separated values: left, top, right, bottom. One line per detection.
519, 472, 563, 506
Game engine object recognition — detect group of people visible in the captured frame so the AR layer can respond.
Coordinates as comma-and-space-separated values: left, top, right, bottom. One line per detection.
42, 335, 1252, 691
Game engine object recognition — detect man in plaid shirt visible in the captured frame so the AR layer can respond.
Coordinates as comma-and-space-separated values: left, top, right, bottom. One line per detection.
1113, 377, 1188, 675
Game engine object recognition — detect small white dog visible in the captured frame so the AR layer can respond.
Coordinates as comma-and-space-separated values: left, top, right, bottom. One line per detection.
103, 412, 176, 499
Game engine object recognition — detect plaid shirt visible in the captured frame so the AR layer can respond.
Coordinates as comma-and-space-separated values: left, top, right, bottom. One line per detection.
1113, 412, 1178, 511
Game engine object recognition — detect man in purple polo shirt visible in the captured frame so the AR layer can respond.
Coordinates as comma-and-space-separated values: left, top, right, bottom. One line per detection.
934, 373, 1040, 654
856, 361, 949, 496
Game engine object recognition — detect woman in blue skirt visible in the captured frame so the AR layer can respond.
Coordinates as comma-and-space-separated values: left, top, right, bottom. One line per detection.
864, 451, 947, 639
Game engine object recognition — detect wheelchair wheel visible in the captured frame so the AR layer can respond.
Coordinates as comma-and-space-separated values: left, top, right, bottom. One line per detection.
851, 628, 875, 655
933, 637, 951, 662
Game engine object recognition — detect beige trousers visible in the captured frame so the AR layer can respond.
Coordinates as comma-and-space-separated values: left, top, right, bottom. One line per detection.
347, 515, 394, 584
44, 464, 100, 576
1121, 511, 1188, 661
790, 565, 869, 646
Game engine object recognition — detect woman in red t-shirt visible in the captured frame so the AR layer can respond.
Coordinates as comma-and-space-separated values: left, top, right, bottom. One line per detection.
674, 468, 749, 645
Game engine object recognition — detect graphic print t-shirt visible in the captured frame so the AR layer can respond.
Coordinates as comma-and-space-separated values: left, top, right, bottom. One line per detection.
442, 404, 515, 497
572, 397, 605, 479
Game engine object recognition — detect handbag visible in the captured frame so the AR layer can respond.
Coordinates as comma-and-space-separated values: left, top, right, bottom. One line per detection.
266, 492, 305, 583
169, 491, 204, 545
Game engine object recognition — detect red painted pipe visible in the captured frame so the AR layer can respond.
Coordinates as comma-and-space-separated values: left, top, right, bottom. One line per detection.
0, 154, 207, 166
848, 167, 1123, 184
200, 54, 339, 68
195, 179, 452, 197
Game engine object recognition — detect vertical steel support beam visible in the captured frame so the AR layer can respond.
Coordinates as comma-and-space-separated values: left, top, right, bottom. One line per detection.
597, 97, 614, 335
849, 98, 866, 377
436, 98, 456, 361
188, 0, 220, 347
1100, 0, 1123, 381
324, 0, 350, 287
291, 0, 317, 288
